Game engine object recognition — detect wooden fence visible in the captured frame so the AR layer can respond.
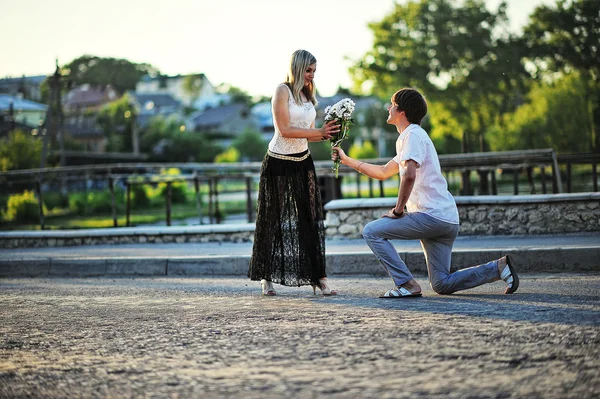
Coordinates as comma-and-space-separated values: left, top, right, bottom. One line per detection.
1, 149, 598, 229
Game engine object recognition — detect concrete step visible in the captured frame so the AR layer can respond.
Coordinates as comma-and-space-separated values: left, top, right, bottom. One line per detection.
1, 234, 598, 277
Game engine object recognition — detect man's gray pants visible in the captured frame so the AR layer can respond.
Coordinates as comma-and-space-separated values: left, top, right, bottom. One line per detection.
362, 212, 500, 294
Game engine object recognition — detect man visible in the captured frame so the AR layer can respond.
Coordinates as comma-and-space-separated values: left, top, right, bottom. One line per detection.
332, 88, 518, 297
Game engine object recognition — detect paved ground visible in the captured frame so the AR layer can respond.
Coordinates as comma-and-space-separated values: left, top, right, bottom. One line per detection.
1, 274, 599, 398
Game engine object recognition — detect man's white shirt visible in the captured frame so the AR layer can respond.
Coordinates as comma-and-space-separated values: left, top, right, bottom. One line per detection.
393, 124, 459, 225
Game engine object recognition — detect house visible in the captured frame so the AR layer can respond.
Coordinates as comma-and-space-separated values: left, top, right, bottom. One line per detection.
251, 101, 275, 142
126, 92, 183, 128
0, 75, 47, 102
62, 84, 120, 152
187, 103, 259, 147
135, 73, 216, 109
0, 94, 47, 137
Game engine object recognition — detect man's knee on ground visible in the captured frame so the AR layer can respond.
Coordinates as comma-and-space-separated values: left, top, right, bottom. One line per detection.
431, 280, 454, 295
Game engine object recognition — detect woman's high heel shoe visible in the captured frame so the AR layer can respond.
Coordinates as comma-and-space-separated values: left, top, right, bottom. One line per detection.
261, 279, 276, 296
312, 278, 337, 296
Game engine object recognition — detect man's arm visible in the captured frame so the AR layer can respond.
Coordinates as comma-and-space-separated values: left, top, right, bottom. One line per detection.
385, 159, 417, 218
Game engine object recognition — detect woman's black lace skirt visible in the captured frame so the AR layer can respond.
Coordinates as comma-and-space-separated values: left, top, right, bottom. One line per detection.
248, 149, 326, 286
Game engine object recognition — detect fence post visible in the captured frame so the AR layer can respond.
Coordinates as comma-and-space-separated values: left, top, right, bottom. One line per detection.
526, 167, 536, 194
208, 178, 214, 224
540, 166, 547, 194
379, 180, 384, 197
35, 179, 45, 230
566, 162, 572, 193
513, 169, 520, 195
109, 177, 118, 227
126, 182, 131, 227
490, 169, 497, 195
356, 172, 361, 198
166, 182, 172, 227
245, 175, 253, 223
593, 162, 598, 192
214, 177, 221, 224
194, 175, 203, 225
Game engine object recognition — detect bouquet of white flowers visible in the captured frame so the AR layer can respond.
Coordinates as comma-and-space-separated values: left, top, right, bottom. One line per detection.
324, 98, 355, 178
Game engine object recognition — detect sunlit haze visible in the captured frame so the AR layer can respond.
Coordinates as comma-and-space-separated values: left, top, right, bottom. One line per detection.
1, 0, 554, 98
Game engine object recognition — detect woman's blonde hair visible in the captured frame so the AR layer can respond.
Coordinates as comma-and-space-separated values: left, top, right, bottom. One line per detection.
285, 49, 318, 107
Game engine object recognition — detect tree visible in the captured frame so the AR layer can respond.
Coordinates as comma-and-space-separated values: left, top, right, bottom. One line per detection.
0, 130, 42, 171
140, 117, 221, 163
348, 141, 378, 159
232, 130, 267, 161
217, 84, 252, 105
96, 94, 136, 152
523, 0, 600, 151
61, 55, 159, 95
487, 72, 593, 153
350, 0, 531, 153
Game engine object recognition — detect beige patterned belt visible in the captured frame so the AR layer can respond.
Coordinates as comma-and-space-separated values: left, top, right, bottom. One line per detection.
267, 150, 310, 162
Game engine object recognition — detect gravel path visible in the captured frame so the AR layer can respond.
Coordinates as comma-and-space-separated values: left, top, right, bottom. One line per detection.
1, 274, 599, 398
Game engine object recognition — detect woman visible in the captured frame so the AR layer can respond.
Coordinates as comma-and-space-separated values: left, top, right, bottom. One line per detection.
248, 49, 340, 296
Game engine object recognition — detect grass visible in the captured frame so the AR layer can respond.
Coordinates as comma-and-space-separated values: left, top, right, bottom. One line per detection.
1, 201, 248, 230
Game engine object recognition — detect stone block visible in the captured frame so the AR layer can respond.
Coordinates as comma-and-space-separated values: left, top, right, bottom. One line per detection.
167, 256, 250, 276
50, 259, 106, 276
0, 259, 50, 277
105, 258, 166, 276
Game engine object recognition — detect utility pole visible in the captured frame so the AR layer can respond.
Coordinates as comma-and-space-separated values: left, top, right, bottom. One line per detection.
40, 60, 65, 169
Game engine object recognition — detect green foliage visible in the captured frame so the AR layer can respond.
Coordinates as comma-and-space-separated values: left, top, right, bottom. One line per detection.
523, 0, 600, 150
97, 93, 135, 152
0, 130, 42, 171
3, 191, 43, 222
68, 193, 87, 216
309, 141, 335, 161
141, 117, 221, 162
232, 130, 267, 161
523, 0, 599, 80
62, 56, 159, 94
214, 147, 240, 163
487, 72, 593, 153
182, 74, 205, 102
350, 0, 531, 152
428, 102, 464, 154
145, 168, 190, 204
348, 141, 378, 159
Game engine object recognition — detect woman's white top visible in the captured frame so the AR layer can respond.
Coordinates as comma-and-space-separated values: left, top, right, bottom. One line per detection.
268, 84, 316, 155
393, 124, 460, 224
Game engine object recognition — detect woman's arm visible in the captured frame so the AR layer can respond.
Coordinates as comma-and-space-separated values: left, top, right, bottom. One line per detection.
332, 147, 399, 180
273, 85, 338, 140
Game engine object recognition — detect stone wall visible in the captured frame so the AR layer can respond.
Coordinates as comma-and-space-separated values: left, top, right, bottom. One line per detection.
324, 193, 600, 239
0, 224, 255, 249
2, 194, 599, 248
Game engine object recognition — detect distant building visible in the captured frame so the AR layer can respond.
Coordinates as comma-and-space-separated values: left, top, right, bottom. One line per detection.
127, 92, 183, 128
0, 94, 47, 137
135, 74, 216, 109
251, 101, 274, 141
62, 84, 120, 152
0, 75, 47, 102
187, 103, 259, 147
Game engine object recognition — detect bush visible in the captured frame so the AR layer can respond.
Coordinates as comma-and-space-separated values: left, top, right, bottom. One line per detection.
214, 147, 240, 163
3, 191, 43, 223
131, 184, 150, 207
348, 141, 378, 159
68, 192, 87, 215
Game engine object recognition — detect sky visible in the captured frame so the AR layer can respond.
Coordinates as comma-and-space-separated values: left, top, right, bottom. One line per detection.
1, 0, 555, 98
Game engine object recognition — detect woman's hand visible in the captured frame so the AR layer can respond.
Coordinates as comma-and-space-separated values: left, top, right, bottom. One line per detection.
319, 120, 340, 141
331, 146, 347, 163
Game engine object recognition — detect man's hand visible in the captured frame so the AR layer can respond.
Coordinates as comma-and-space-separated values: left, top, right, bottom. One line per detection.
382, 208, 405, 219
